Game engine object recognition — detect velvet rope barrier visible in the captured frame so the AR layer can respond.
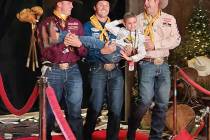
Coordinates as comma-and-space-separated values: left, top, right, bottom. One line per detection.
46, 86, 76, 140
0, 75, 39, 115
178, 68, 210, 96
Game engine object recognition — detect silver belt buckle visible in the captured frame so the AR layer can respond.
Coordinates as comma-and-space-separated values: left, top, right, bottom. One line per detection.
104, 64, 115, 71
154, 58, 164, 65
59, 63, 70, 70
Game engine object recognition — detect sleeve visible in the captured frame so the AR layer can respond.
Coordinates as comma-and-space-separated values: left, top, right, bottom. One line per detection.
37, 20, 66, 62
129, 39, 146, 62
154, 16, 181, 50
105, 20, 122, 36
75, 20, 87, 57
83, 22, 92, 36
127, 32, 146, 62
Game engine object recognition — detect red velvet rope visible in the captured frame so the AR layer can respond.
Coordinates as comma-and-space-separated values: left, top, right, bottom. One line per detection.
174, 129, 193, 140
46, 86, 76, 140
178, 68, 210, 96
0, 75, 39, 116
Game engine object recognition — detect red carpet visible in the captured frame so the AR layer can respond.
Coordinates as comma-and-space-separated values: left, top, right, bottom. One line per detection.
10, 130, 148, 140
92, 130, 148, 140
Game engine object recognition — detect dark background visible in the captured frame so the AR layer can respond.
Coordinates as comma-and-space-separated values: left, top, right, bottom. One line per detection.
0, 0, 125, 114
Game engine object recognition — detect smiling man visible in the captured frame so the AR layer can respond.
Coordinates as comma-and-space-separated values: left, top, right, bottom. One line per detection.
37, 0, 87, 139
83, 0, 124, 140
127, 0, 181, 140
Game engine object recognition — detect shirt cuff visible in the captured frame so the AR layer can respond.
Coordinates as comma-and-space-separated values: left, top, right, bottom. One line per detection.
127, 57, 133, 61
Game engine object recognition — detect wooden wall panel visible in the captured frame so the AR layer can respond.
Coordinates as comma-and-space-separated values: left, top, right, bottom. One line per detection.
126, 0, 210, 35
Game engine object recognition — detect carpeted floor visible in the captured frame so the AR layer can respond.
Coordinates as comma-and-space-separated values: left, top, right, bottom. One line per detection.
0, 111, 149, 140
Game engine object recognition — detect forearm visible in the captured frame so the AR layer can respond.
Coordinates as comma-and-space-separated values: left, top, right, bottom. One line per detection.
105, 20, 122, 36
130, 47, 146, 62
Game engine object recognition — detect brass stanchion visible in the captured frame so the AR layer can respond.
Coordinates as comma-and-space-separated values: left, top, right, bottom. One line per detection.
208, 113, 210, 140
38, 77, 48, 140
173, 65, 177, 136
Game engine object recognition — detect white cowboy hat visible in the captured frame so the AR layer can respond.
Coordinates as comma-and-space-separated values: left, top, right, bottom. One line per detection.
188, 56, 210, 77
160, 0, 168, 9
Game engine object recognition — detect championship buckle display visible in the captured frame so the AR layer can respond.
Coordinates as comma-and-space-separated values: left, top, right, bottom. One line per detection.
104, 64, 115, 71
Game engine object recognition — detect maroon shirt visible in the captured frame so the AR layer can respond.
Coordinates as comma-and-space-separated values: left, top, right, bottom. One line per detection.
37, 15, 87, 64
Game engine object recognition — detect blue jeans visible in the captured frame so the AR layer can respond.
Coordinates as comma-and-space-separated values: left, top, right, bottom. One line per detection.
59, 31, 121, 63
45, 64, 83, 140
127, 61, 171, 140
84, 63, 124, 140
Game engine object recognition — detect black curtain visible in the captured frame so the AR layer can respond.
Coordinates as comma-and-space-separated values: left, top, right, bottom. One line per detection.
0, 0, 125, 114
0, 0, 42, 114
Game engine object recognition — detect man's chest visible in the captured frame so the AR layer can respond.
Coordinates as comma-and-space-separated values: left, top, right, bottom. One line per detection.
139, 17, 173, 38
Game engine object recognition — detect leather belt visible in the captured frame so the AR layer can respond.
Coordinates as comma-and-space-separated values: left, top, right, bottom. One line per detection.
44, 62, 75, 70
142, 57, 168, 65
90, 63, 118, 71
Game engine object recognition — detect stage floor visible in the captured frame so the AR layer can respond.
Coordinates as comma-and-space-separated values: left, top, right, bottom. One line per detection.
0, 110, 206, 140
0, 110, 150, 140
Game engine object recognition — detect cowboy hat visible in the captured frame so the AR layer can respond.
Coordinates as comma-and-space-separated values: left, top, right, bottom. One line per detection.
160, 0, 168, 9
188, 56, 210, 76
55, 0, 83, 4
94, 0, 110, 5
55, 0, 74, 3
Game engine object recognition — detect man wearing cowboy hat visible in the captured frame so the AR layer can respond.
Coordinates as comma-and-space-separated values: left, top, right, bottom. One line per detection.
83, 0, 124, 140
37, 0, 87, 139
127, 0, 181, 139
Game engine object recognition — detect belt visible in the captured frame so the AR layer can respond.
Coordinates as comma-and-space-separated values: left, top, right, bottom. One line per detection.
90, 63, 118, 71
142, 57, 168, 65
43, 62, 75, 70
103, 63, 118, 71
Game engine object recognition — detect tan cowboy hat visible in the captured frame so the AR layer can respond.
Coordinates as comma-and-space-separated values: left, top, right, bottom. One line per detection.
55, 0, 74, 3
160, 0, 168, 9
188, 56, 210, 76
55, 0, 83, 4
94, 0, 110, 5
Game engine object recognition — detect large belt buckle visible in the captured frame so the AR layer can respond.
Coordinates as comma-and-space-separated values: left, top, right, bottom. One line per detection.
59, 63, 70, 70
104, 64, 115, 71
154, 58, 164, 65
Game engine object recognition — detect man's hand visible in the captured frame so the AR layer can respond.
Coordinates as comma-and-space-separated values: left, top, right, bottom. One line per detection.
64, 33, 82, 47
100, 41, 116, 54
144, 36, 155, 51
120, 50, 132, 61
123, 45, 133, 56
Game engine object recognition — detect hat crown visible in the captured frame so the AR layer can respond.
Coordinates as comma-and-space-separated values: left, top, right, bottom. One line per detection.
160, 0, 168, 9
55, 0, 73, 3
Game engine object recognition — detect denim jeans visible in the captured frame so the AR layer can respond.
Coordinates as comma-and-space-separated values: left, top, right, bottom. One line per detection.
59, 31, 121, 63
127, 61, 171, 140
83, 63, 124, 140
45, 64, 83, 140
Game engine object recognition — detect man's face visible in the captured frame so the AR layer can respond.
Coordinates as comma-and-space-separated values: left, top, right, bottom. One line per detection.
94, 1, 110, 18
124, 17, 137, 32
59, 1, 73, 16
144, 0, 159, 15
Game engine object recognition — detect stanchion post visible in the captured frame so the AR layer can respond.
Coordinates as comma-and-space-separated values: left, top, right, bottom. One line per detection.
173, 65, 177, 137
208, 113, 210, 140
38, 76, 48, 140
